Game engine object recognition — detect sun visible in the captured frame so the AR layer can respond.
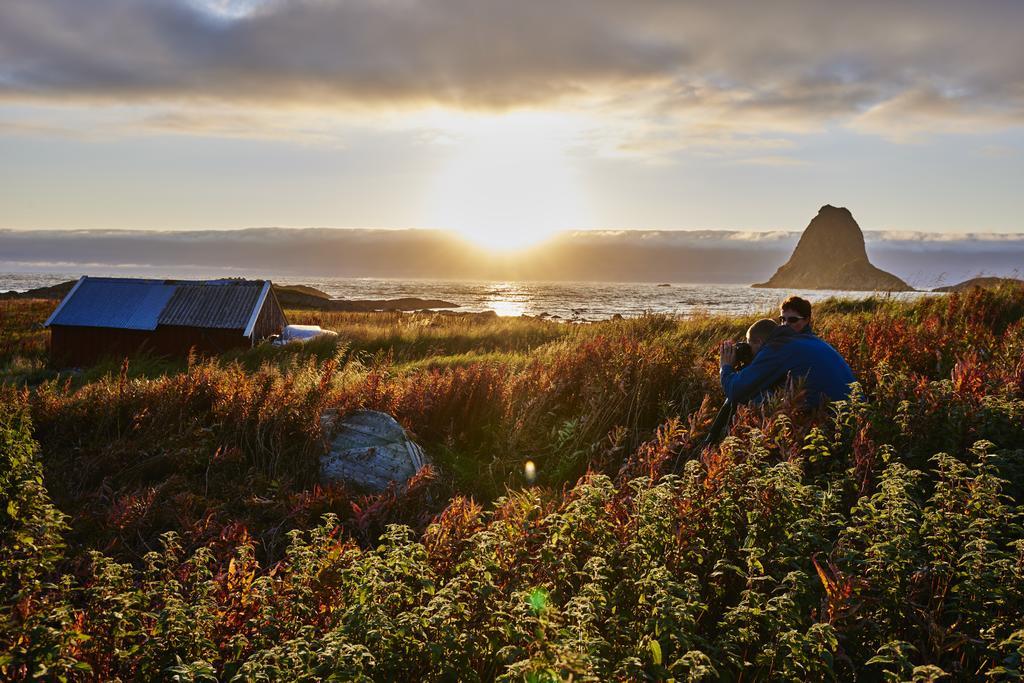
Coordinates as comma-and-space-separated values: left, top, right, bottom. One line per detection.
425, 111, 589, 251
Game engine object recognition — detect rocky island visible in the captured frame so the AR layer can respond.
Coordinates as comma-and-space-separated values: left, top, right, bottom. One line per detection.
754, 205, 913, 291
272, 284, 457, 311
932, 276, 1024, 293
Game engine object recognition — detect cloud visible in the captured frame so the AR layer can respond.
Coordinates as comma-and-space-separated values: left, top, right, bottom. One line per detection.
851, 87, 1024, 142
977, 144, 1017, 159
866, 230, 1024, 251
132, 109, 345, 144
728, 155, 810, 167
558, 229, 798, 248
0, 0, 681, 108
2, 0, 1023, 145
0, 119, 81, 138
3, 227, 1021, 287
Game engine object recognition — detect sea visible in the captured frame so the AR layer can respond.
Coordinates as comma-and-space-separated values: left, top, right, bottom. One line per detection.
0, 269, 932, 322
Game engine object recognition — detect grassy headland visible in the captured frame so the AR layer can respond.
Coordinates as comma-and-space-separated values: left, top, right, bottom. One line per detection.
2, 287, 1024, 680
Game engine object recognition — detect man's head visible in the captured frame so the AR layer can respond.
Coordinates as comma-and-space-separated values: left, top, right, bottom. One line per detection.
745, 318, 778, 355
780, 295, 812, 333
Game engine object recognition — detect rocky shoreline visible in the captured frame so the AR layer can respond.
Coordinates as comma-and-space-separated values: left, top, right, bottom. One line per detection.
0, 279, 459, 313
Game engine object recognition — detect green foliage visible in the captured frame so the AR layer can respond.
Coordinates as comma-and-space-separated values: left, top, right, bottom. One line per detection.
0, 387, 84, 679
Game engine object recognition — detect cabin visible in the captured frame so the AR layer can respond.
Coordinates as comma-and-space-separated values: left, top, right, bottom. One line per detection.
45, 277, 287, 366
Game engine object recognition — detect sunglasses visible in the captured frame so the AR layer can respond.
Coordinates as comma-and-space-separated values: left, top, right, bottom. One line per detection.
779, 315, 805, 324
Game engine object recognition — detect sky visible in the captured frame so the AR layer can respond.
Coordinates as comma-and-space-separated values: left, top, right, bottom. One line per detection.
2, 0, 1023, 251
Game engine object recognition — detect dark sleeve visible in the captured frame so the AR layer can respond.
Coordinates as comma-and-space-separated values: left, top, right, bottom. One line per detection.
720, 347, 789, 404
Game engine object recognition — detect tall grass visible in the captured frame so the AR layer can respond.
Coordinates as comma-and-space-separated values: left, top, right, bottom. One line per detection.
2, 284, 1024, 679
0, 299, 52, 384
285, 309, 572, 363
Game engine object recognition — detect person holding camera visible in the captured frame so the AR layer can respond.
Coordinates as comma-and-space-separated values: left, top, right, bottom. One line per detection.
719, 318, 854, 407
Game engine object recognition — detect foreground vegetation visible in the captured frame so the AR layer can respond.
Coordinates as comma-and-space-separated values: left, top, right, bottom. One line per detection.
2, 287, 1024, 680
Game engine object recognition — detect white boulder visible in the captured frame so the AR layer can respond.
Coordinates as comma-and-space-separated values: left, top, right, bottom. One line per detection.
319, 410, 429, 492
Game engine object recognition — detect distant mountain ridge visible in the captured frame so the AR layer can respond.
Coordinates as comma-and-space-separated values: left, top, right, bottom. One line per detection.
754, 205, 913, 291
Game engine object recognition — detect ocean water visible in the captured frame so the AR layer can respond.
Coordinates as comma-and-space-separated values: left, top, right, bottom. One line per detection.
0, 270, 931, 322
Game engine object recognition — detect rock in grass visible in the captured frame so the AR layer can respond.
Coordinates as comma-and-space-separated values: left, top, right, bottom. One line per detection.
319, 410, 429, 492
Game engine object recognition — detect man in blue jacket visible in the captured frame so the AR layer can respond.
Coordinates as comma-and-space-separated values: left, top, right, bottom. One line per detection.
720, 318, 855, 407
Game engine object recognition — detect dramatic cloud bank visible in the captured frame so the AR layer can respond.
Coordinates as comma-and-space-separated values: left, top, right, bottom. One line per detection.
2, 228, 1021, 288
3, 0, 1023, 143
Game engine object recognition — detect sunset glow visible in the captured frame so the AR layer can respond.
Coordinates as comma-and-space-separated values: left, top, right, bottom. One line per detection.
427, 113, 588, 250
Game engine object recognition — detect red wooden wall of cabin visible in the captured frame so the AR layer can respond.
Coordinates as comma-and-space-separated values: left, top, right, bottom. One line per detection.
51, 325, 250, 367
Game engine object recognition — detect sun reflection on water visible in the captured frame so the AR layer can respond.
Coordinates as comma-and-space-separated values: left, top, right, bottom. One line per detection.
483, 282, 527, 317
484, 296, 526, 317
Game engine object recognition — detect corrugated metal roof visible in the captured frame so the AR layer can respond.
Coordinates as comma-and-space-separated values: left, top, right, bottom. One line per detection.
158, 281, 265, 329
46, 277, 271, 331
46, 277, 177, 330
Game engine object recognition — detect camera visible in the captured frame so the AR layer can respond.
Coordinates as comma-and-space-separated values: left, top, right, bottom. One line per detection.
733, 341, 754, 369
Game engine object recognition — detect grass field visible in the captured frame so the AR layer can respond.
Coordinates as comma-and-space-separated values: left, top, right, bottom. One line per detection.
3, 287, 1024, 680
